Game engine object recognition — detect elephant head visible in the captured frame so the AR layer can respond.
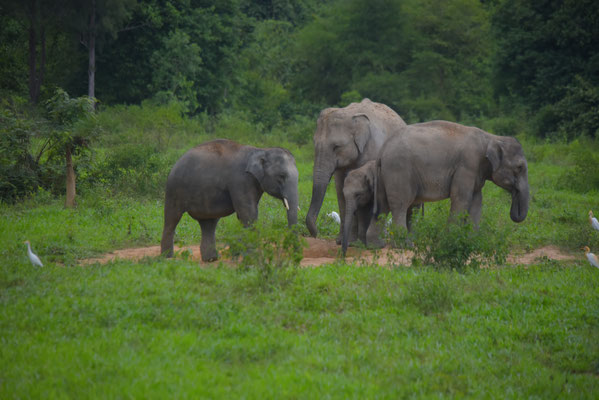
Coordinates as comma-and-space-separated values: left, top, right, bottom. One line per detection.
305, 111, 373, 237
341, 161, 377, 256
485, 137, 529, 223
247, 148, 299, 226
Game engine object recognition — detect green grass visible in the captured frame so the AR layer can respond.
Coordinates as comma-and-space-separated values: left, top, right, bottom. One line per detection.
1, 262, 598, 398
2, 106, 599, 397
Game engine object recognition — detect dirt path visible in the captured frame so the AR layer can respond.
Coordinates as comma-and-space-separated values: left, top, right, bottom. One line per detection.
79, 238, 577, 267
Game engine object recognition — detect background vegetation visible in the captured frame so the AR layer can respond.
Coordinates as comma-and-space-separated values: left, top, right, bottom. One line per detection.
1, 0, 599, 398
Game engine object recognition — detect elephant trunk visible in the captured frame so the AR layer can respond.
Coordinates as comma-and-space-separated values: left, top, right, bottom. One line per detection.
306, 152, 335, 237
342, 198, 357, 257
510, 180, 529, 223
283, 184, 299, 227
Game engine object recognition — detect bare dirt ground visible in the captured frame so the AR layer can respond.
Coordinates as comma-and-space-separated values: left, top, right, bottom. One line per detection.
79, 238, 577, 267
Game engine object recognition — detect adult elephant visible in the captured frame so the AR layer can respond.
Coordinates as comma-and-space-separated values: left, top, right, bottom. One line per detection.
160, 139, 299, 262
305, 98, 406, 241
380, 121, 529, 229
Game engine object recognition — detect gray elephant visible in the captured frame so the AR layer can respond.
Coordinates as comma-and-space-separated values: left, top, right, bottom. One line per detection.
380, 121, 529, 229
305, 98, 406, 242
341, 160, 380, 256
341, 160, 421, 256
160, 139, 299, 262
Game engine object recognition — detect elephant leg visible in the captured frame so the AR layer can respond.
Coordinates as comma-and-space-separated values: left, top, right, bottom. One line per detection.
468, 191, 483, 228
160, 206, 183, 258
233, 197, 259, 228
449, 169, 476, 222
356, 206, 372, 245
366, 214, 385, 249
199, 218, 220, 262
335, 170, 357, 244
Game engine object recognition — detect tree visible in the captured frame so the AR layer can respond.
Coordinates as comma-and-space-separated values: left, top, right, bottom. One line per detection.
292, 0, 492, 121
45, 88, 97, 208
71, 0, 137, 99
492, 0, 599, 111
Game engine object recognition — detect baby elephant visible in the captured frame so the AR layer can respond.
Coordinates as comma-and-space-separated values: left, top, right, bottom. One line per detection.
341, 160, 381, 256
160, 139, 299, 262
341, 160, 423, 256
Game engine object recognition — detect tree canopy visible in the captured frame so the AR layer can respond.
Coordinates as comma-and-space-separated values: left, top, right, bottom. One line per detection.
1, 0, 598, 135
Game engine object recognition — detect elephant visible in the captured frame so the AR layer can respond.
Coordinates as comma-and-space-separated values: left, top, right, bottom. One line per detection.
341, 160, 380, 256
305, 98, 407, 243
379, 120, 529, 230
341, 160, 421, 256
160, 139, 299, 262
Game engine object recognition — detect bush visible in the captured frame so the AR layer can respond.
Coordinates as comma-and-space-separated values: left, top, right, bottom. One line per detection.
0, 97, 44, 202
389, 211, 509, 271
558, 146, 599, 193
222, 221, 306, 289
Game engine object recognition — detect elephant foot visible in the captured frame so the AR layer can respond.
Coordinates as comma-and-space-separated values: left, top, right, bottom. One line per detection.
366, 236, 386, 249
336, 234, 358, 245
200, 248, 219, 263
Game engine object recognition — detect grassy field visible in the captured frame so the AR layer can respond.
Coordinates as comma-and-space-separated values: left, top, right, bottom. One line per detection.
1, 107, 599, 398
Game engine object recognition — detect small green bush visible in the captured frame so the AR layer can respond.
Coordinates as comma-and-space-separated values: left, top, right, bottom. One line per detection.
389, 211, 510, 271
558, 147, 599, 193
222, 221, 306, 289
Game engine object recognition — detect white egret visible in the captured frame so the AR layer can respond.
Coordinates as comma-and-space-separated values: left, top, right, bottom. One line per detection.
327, 211, 341, 224
583, 246, 599, 269
24, 240, 43, 267
589, 211, 599, 231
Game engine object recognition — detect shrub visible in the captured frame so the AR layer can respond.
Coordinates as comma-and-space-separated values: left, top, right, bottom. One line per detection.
558, 145, 599, 193
389, 211, 509, 271
222, 221, 306, 289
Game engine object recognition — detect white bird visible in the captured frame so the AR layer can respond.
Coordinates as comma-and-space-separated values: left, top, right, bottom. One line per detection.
326, 211, 341, 224
589, 210, 599, 231
583, 246, 599, 269
24, 240, 43, 267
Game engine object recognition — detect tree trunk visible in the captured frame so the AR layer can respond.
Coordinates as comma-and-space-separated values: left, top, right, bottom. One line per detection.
39, 24, 45, 99
65, 145, 76, 208
88, 0, 96, 101
28, 0, 38, 104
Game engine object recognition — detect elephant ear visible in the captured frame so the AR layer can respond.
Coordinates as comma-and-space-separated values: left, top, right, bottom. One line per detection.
246, 150, 266, 181
352, 113, 371, 154
485, 140, 503, 172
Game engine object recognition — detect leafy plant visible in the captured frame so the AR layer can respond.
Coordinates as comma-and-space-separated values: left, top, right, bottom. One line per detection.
388, 211, 510, 271
222, 221, 306, 289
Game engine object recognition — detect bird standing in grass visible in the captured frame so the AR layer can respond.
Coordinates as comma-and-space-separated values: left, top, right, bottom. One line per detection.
24, 240, 43, 267
582, 246, 599, 269
327, 211, 341, 224
589, 211, 599, 231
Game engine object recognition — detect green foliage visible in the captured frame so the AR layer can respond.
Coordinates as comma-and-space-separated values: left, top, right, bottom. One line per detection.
293, 0, 492, 121
223, 221, 306, 289
44, 88, 98, 150
493, 0, 599, 139
558, 143, 599, 193
0, 98, 42, 201
149, 30, 203, 113
389, 211, 509, 271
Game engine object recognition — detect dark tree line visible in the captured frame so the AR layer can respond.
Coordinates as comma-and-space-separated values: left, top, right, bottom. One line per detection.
1, 0, 598, 133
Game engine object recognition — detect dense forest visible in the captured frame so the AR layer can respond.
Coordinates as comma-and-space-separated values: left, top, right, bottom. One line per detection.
1, 0, 599, 201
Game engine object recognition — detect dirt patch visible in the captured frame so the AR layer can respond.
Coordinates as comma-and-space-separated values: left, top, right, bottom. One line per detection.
79, 239, 577, 267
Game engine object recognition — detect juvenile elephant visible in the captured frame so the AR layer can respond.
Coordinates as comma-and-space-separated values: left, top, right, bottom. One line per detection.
160, 139, 299, 262
380, 121, 529, 229
341, 160, 421, 256
341, 160, 380, 256
305, 98, 406, 242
